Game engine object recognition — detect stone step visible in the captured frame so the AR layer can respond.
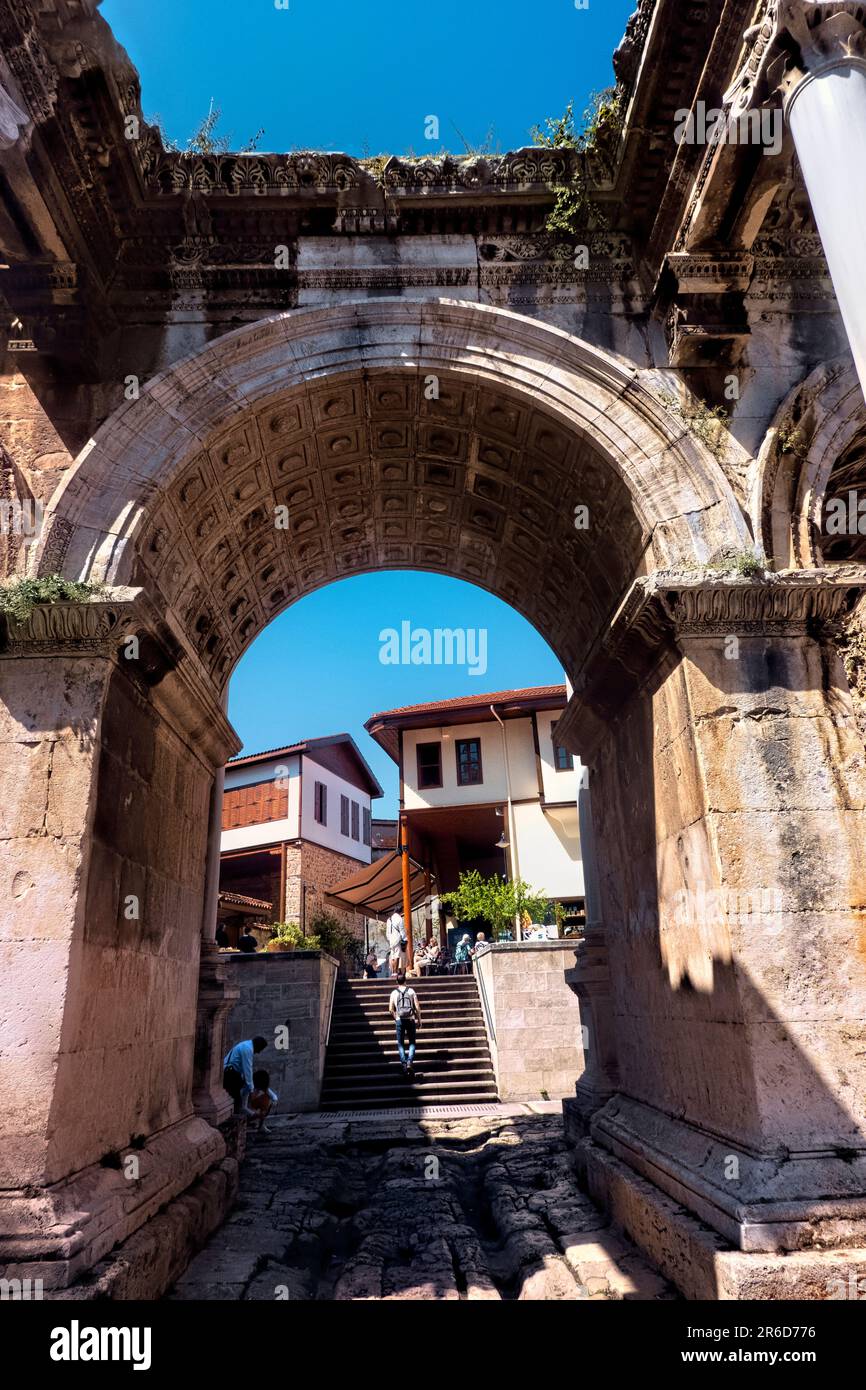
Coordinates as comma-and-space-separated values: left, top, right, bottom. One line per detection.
323, 975, 497, 1109
326, 1044, 490, 1063
318, 1091, 500, 1111
320, 1081, 500, 1104
327, 1041, 492, 1058
328, 1026, 487, 1040
332, 1007, 484, 1022
332, 1016, 484, 1030
340, 979, 478, 989
324, 1061, 496, 1081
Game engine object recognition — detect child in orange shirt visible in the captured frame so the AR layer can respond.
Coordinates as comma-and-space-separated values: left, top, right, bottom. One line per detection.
246, 1068, 278, 1134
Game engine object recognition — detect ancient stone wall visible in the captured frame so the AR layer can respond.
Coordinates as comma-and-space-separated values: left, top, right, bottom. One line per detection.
224, 950, 337, 1112
474, 941, 586, 1102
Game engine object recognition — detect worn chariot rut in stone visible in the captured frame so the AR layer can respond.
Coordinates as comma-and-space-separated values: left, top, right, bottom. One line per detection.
169, 1114, 676, 1301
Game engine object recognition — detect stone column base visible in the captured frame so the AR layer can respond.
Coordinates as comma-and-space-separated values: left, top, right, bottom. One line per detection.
0, 1116, 225, 1291
563, 1086, 615, 1148
192, 945, 240, 1128
591, 1094, 866, 1253
582, 1140, 866, 1300
48, 1156, 239, 1301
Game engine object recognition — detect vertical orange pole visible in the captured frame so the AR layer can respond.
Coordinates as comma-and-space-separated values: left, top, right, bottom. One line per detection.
401, 814, 414, 972
424, 870, 433, 944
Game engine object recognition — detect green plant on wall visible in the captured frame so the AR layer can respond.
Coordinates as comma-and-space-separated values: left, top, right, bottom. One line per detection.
656, 389, 731, 461
440, 869, 550, 941
307, 909, 364, 969
705, 548, 766, 579
0, 575, 105, 624
266, 921, 320, 952
531, 88, 625, 235
149, 99, 264, 154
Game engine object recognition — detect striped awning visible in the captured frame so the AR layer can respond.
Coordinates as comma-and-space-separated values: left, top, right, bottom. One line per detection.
325, 850, 432, 918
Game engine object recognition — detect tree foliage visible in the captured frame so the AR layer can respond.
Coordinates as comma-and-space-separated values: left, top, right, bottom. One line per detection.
440, 870, 550, 941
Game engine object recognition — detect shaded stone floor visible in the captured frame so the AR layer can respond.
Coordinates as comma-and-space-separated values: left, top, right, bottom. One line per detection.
168, 1110, 677, 1301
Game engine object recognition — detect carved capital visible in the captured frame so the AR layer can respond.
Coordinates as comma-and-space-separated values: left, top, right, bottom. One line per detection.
556, 566, 866, 758
658, 565, 866, 635
726, 2, 866, 118
0, 589, 141, 657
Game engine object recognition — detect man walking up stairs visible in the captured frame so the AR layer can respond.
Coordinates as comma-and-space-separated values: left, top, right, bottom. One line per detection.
321, 972, 498, 1111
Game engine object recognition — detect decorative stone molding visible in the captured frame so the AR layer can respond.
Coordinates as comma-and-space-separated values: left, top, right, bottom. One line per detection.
665, 250, 755, 294
135, 139, 576, 202
0, 589, 140, 655
613, 0, 658, 93
558, 566, 866, 757
660, 566, 866, 633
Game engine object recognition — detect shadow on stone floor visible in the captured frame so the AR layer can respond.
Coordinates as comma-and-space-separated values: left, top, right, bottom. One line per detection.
167, 1113, 677, 1301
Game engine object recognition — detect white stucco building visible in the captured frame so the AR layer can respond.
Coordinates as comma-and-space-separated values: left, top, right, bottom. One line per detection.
218, 734, 383, 940
365, 686, 585, 922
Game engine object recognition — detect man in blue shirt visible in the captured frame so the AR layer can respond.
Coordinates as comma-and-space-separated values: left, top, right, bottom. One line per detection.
223, 1035, 268, 1109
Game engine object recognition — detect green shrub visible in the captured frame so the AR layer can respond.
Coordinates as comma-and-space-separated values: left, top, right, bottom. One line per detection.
308, 910, 363, 967
266, 921, 305, 951
0, 575, 105, 623
440, 870, 550, 941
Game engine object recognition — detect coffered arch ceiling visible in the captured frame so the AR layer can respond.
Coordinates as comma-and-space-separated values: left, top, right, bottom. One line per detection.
35, 300, 749, 692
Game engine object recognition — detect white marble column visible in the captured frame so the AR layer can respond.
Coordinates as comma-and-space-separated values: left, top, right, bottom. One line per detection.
783, 22, 866, 393
727, 4, 866, 395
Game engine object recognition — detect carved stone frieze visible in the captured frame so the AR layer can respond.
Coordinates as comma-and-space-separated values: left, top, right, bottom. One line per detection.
658, 567, 866, 633
559, 566, 866, 757
0, 590, 140, 656
613, 0, 658, 93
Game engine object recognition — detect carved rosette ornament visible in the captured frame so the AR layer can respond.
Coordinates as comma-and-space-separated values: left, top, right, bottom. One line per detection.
725, 2, 866, 117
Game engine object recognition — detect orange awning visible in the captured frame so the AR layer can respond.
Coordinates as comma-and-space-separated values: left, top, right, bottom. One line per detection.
325, 850, 433, 918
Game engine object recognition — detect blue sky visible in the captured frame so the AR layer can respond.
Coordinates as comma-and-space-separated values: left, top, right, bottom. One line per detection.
102, 0, 634, 156
101, 0, 632, 814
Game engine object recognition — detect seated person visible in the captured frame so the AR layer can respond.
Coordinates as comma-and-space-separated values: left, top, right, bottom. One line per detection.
245, 1068, 278, 1134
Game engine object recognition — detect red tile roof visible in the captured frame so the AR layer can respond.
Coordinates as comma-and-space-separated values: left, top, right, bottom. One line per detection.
367, 684, 566, 722
226, 732, 383, 798
218, 890, 273, 910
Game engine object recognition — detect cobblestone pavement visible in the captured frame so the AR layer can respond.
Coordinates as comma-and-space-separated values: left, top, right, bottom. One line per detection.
169, 1112, 677, 1301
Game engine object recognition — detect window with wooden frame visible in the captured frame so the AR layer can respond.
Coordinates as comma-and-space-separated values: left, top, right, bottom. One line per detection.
416, 741, 442, 790
456, 737, 483, 786
340, 794, 350, 836
556, 717, 575, 772
351, 801, 360, 840
362, 807, 371, 846
314, 781, 327, 825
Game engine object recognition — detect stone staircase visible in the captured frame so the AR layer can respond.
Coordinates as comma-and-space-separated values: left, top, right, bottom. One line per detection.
320, 975, 498, 1110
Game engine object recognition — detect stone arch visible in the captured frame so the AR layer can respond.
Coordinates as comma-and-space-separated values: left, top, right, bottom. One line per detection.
33, 299, 749, 693
8, 300, 866, 1301
753, 356, 866, 568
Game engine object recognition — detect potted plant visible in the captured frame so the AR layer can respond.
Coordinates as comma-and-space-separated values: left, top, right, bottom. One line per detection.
265, 921, 305, 953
